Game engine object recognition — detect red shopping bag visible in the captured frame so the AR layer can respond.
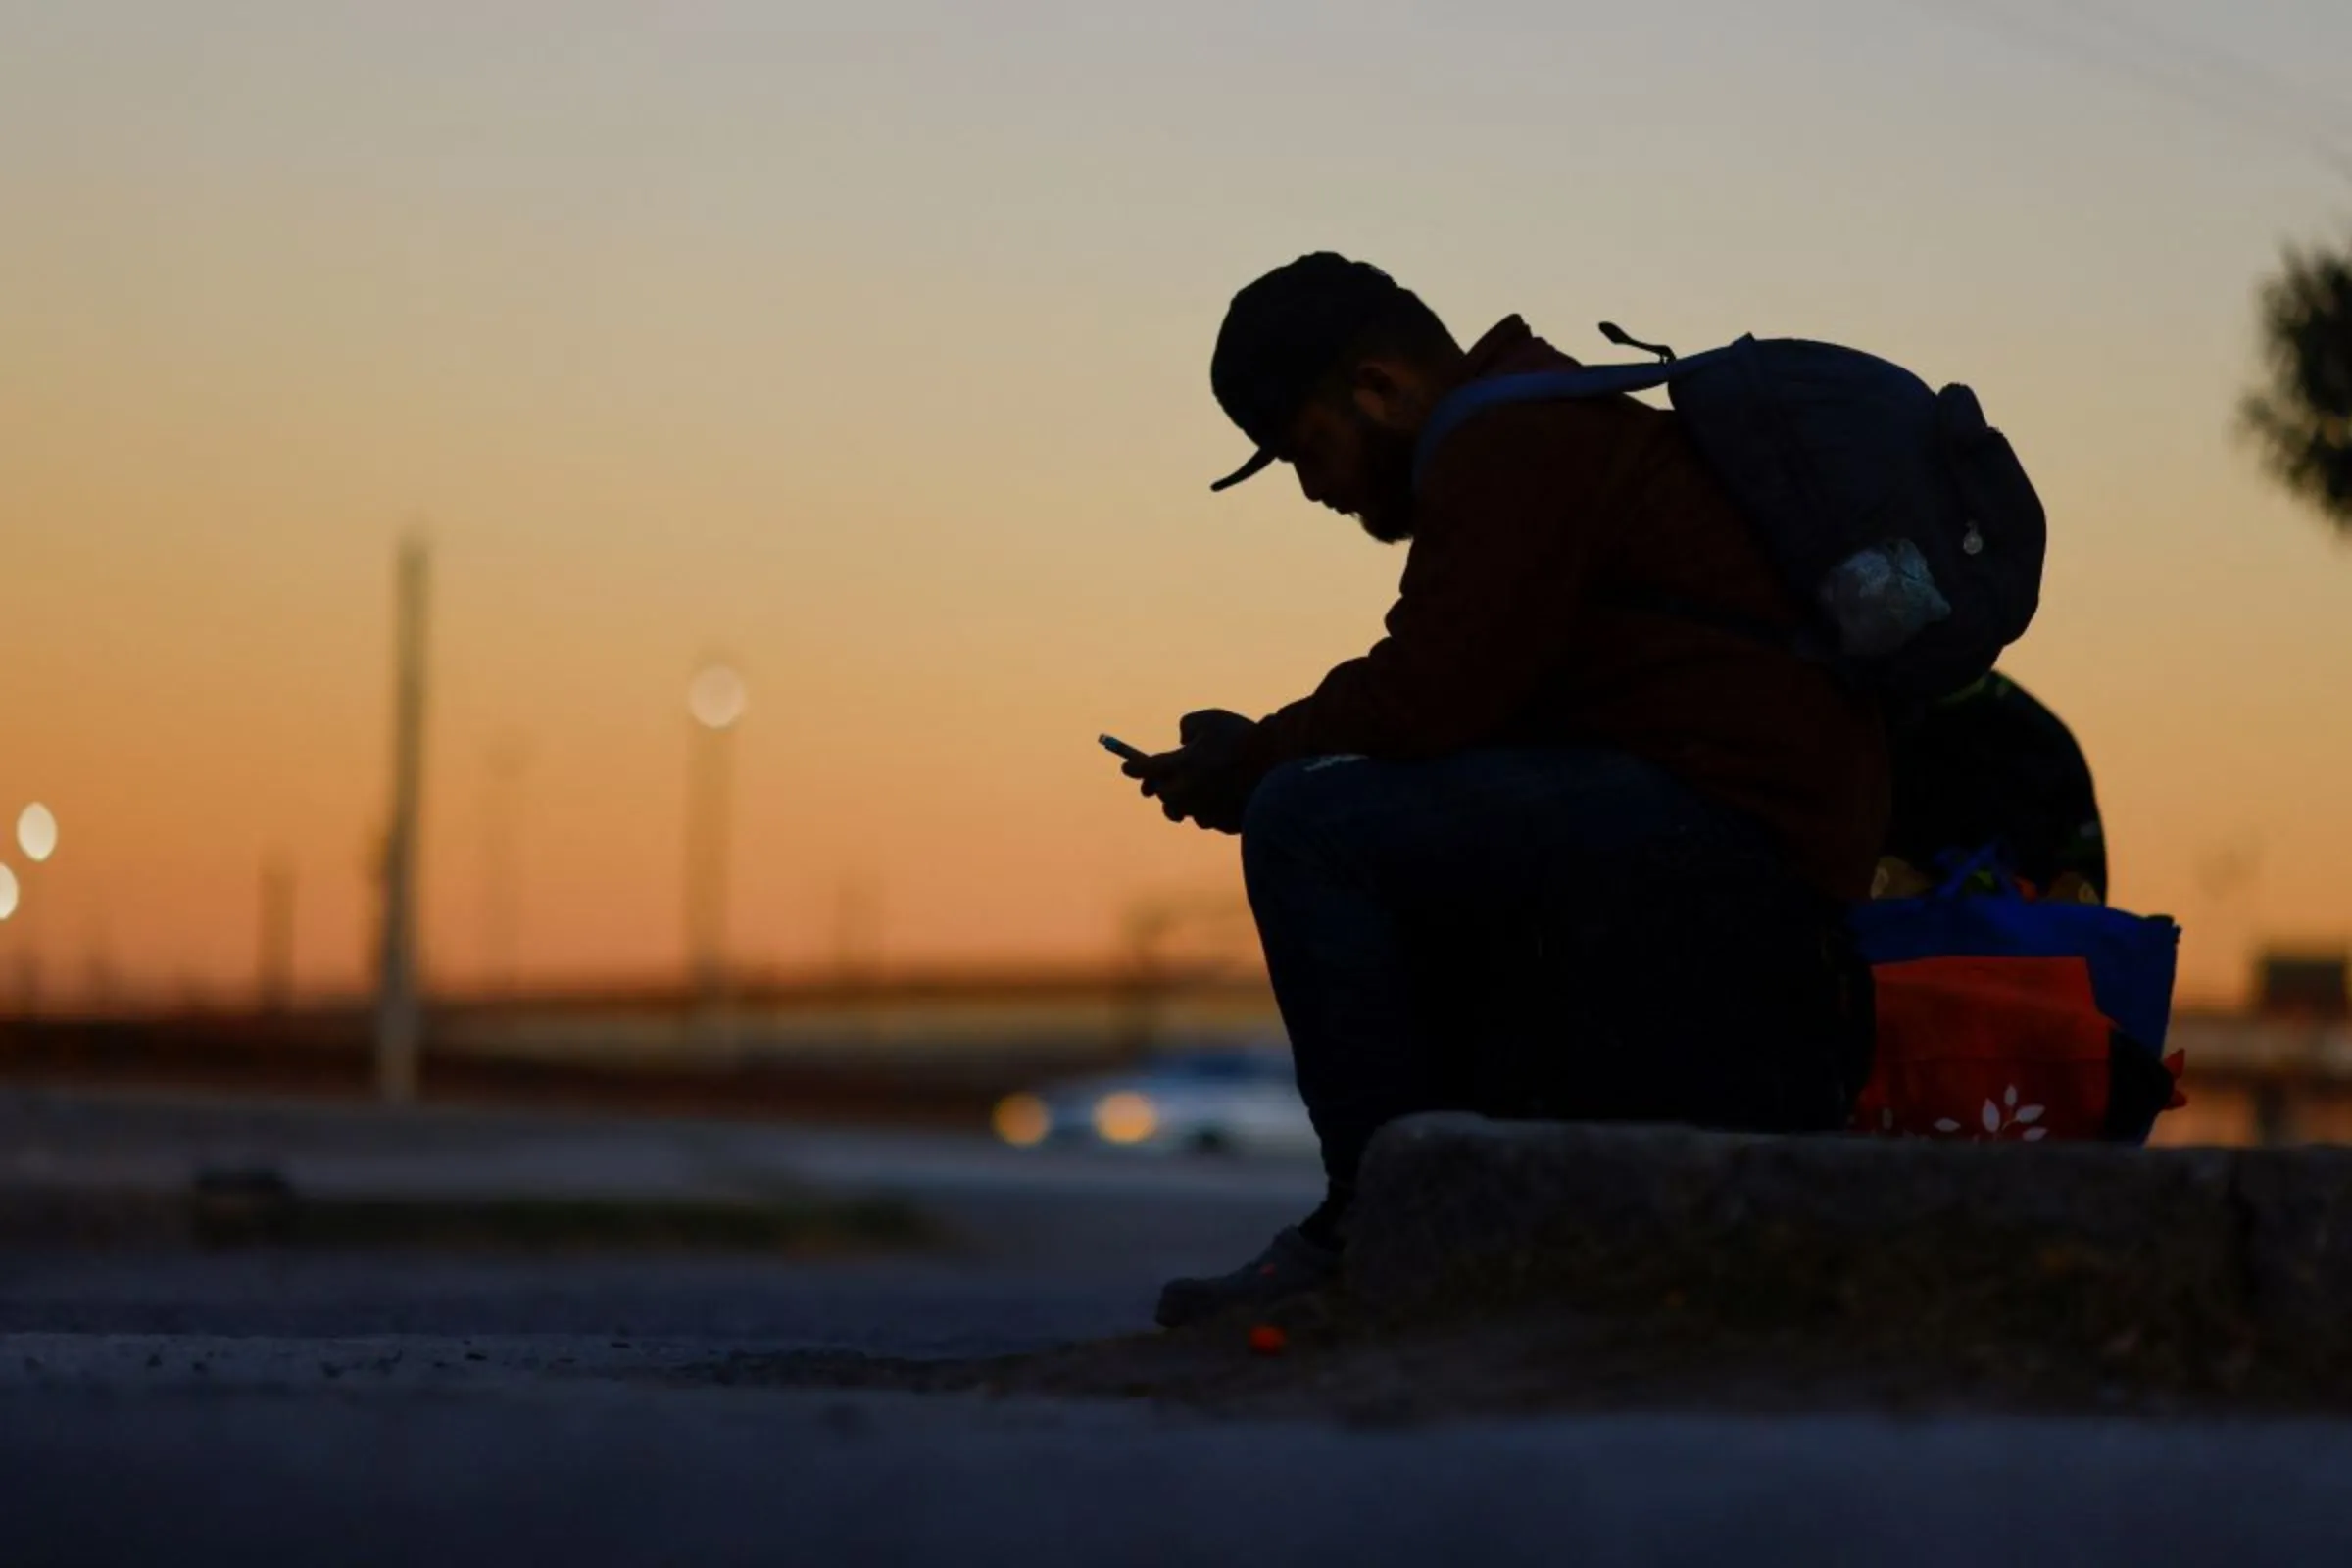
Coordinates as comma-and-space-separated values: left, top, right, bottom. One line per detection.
1853, 955, 2182, 1142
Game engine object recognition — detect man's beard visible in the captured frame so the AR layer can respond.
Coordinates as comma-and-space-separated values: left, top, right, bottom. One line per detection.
1350, 418, 1419, 544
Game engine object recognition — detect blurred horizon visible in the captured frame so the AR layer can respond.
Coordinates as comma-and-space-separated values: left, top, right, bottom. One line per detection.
5, 0, 2350, 1010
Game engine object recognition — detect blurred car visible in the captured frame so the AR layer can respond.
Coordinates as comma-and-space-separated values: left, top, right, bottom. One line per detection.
991, 1042, 1316, 1158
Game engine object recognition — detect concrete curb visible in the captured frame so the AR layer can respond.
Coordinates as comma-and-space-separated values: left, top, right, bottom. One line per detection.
1347, 1114, 2352, 1374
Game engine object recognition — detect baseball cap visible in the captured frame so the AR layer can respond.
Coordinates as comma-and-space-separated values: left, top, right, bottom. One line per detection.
1208, 253, 1421, 493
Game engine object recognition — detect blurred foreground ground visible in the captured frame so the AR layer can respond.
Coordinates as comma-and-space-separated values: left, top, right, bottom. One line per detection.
6, 1090, 2352, 1566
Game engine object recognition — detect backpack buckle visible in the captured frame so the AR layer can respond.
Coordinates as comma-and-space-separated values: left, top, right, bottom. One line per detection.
1598, 321, 1677, 363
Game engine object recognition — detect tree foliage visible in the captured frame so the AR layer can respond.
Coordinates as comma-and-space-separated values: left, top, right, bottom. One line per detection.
2243, 238, 2352, 535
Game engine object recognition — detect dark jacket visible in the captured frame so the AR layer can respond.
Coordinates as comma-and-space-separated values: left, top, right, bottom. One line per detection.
1236, 316, 1890, 899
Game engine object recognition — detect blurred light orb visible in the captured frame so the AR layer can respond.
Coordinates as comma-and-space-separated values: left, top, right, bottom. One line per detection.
1093, 1091, 1159, 1147
17, 803, 58, 863
992, 1092, 1051, 1148
0, 864, 16, 921
688, 664, 748, 731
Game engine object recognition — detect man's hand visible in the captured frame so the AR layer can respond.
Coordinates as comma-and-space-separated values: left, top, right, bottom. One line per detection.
1122, 709, 1262, 834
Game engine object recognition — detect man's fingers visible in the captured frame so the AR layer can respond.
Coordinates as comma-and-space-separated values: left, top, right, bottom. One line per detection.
1123, 749, 1189, 782
1129, 749, 1202, 808
1122, 737, 1230, 831
1155, 771, 1210, 825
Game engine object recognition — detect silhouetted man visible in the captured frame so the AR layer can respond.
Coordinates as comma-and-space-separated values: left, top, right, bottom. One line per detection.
1127, 255, 1887, 1327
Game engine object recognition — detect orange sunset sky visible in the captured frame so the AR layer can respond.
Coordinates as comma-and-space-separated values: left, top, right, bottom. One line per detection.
4, 1, 2350, 1006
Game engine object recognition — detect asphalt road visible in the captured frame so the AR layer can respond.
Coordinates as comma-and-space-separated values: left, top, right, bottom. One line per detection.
6, 1091, 2352, 1565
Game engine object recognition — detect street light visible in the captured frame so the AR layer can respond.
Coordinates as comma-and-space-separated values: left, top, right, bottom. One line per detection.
688, 664, 748, 733
685, 662, 745, 1002
17, 804, 57, 863
0, 864, 18, 922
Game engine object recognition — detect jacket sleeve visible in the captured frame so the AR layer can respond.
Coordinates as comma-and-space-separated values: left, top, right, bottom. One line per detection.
1238, 403, 1635, 775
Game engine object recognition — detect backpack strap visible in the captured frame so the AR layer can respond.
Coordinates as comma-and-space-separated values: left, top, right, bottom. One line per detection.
1411, 345, 1740, 486
1409, 339, 1839, 671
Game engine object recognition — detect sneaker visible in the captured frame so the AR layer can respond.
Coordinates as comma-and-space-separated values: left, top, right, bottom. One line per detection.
1154, 1225, 1340, 1329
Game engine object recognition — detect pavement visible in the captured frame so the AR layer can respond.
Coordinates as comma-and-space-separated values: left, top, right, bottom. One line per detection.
7, 1088, 2352, 1565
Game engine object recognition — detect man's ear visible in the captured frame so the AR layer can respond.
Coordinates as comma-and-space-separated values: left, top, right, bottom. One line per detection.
1348, 359, 1429, 432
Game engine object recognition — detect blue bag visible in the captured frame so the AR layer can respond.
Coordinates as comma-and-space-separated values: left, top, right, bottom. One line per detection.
1846, 850, 2181, 1052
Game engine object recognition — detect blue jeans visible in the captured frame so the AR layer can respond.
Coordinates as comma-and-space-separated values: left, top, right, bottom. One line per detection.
1242, 748, 1865, 1197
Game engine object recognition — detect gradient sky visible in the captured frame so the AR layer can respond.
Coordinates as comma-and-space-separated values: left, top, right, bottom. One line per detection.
3, 0, 2348, 1004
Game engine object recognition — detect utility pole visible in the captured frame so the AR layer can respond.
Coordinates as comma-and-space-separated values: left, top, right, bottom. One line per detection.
839, 876, 887, 977
259, 858, 295, 1013
82, 928, 113, 1015
0, 866, 25, 1017
374, 537, 429, 1102
833, 875, 882, 1045
684, 662, 746, 1008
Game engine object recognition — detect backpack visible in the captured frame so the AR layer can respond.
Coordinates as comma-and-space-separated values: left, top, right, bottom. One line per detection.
1412, 325, 2048, 701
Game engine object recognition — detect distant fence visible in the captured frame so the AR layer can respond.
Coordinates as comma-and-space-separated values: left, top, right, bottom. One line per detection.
6, 985, 2348, 1146
0, 965, 1283, 1128
2152, 1012, 2352, 1147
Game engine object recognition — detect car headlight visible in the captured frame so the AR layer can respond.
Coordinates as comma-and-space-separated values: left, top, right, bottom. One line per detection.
992, 1092, 1052, 1148
1092, 1091, 1159, 1146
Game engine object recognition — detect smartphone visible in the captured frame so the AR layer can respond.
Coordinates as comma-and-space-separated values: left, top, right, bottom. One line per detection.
1099, 734, 1149, 764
